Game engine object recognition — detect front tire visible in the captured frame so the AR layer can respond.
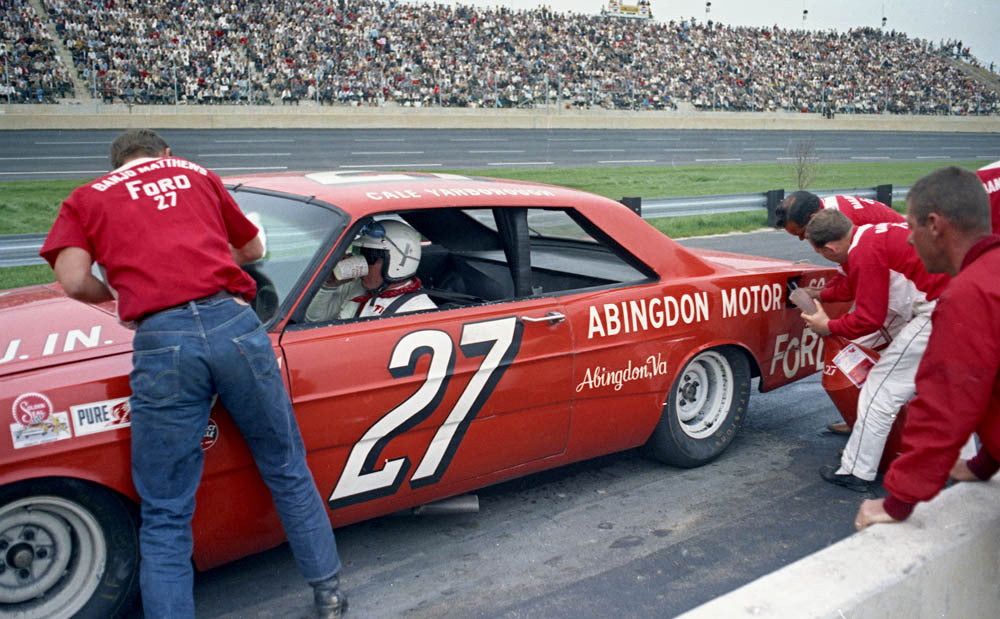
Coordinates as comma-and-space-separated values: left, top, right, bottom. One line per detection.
0, 479, 139, 619
645, 347, 751, 468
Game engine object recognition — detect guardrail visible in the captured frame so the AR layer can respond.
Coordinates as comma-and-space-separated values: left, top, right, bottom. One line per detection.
0, 184, 908, 268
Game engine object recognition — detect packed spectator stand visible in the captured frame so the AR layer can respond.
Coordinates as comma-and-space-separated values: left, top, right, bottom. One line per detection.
1, 0, 75, 102
3, 0, 997, 115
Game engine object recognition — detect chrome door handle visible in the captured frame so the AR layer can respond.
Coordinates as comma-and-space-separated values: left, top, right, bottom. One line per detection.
520, 311, 566, 324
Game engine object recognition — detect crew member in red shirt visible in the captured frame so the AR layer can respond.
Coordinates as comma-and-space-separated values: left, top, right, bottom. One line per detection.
39, 130, 346, 618
856, 166, 1000, 529
800, 209, 950, 492
778, 191, 908, 436
774, 191, 904, 241
975, 160, 1000, 232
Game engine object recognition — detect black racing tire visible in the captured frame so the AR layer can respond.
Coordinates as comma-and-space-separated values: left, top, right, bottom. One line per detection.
644, 346, 751, 468
0, 478, 139, 619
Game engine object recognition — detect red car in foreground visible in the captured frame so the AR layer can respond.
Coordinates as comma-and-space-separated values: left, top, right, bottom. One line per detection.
1, 172, 838, 617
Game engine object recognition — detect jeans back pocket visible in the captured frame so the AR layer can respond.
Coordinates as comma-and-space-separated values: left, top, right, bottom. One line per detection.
232, 326, 279, 380
130, 345, 181, 405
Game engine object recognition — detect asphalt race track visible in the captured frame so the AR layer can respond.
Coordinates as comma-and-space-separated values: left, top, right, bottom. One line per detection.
2, 128, 1000, 179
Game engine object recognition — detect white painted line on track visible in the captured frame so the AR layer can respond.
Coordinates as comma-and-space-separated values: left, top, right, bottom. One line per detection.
876, 147, 911, 150
663, 148, 709, 152
743, 148, 784, 151
449, 138, 509, 142
572, 149, 625, 152
467, 150, 525, 154
349, 151, 424, 155
487, 161, 554, 166
354, 138, 406, 142
35, 141, 111, 145
196, 153, 291, 157
916, 156, 949, 159
214, 139, 295, 143
850, 156, 890, 160
696, 158, 742, 162
0, 155, 105, 160
817, 147, 850, 151
338, 163, 442, 168
635, 137, 681, 141
597, 159, 655, 164
547, 138, 600, 142
942, 146, 972, 150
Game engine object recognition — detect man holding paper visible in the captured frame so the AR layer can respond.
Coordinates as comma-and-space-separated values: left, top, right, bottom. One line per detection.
799, 209, 950, 492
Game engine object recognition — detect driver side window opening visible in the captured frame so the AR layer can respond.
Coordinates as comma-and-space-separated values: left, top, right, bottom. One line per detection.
295, 206, 653, 325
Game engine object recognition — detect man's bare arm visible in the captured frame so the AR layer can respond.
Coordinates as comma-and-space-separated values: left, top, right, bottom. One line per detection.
53, 247, 114, 303
232, 234, 264, 266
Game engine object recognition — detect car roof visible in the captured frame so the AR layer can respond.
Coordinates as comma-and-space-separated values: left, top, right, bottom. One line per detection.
221, 171, 619, 216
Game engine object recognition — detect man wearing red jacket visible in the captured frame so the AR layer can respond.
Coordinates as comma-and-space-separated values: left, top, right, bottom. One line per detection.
975, 160, 1000, 232
800, 209, 950, 492
774, 191, 904, 241
777, 192, 909, 433
856, 166, 1000, 529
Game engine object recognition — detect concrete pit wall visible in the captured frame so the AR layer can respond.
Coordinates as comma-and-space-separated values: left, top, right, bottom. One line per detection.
677, 480, 1000, 619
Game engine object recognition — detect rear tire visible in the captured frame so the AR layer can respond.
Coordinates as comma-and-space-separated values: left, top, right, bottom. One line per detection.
645, 347, 751, 468
0, 479, 139, 619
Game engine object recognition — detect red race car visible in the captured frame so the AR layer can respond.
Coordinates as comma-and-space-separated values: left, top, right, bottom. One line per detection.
1, 172, 839, 617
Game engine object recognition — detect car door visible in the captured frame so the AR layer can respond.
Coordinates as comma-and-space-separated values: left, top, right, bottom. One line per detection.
279, 297, 572, 516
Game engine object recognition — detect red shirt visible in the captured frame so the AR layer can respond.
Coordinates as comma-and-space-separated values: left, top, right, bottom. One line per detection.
976, 161, 1000, 233
819, 196, 905, 301
883, 236, 1000, 518
40, 156, 258, 321
820, 223, 950, 339
820, 195, 904, 225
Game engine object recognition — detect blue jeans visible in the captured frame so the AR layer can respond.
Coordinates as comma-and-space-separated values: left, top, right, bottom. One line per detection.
129, 297, 340, 618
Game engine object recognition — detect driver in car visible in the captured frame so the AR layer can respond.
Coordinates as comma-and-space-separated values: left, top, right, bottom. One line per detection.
306, 220, 436, 321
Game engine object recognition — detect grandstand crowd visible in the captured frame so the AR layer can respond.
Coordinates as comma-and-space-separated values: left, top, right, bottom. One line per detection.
1, 0, 996, 115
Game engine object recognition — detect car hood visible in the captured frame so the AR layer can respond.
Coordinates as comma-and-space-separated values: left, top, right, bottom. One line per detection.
687, 247, 824, 274
0, 284, 134, 377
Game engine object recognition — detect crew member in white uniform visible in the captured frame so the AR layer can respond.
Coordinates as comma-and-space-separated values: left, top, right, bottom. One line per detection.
800, 209, 950, 492
306, 220, 435, 321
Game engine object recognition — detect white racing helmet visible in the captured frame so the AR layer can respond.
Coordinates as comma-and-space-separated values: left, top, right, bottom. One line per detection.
356, 219, 421, 282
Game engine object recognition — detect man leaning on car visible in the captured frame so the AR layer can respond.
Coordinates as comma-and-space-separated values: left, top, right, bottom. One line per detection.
39, 129, 347, 619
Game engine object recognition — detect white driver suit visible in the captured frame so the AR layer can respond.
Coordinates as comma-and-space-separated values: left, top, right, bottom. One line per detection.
305, 278, 435, 322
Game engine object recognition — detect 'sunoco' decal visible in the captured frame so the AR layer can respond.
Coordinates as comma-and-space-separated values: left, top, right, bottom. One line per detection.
10, 392, 72, 450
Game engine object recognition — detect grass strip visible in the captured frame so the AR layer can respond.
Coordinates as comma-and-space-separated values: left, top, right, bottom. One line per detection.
2, 159, 990, 289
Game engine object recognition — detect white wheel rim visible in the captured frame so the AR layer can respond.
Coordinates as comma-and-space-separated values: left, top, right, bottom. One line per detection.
0, 495, 107, 619
674, 351, 734, 439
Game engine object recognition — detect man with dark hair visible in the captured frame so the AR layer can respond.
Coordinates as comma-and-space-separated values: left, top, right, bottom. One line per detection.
774, 190, 903, 240
856, 166, 1000, 529
40, 130, 347, 618
800, 209, 950, 492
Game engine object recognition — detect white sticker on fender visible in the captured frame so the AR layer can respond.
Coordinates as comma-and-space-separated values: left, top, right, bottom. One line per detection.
70, 397, 131, 436
10, 392, 72, 449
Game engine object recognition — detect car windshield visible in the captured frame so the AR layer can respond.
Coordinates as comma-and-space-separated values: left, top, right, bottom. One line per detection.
228, 188, 348, 324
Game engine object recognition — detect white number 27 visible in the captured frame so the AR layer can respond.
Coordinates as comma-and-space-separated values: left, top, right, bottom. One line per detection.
328, 316, 522, 508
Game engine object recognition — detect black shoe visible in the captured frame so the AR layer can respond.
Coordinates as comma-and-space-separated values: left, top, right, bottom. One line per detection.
819, 464, 870, 492
312, 576, 348, 618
